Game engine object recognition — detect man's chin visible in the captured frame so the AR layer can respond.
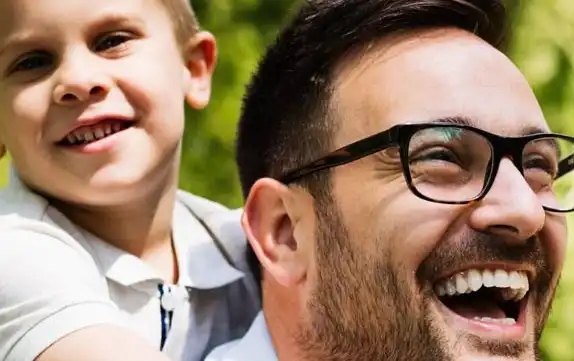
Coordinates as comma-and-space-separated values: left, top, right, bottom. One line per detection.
427, 292, 539, 360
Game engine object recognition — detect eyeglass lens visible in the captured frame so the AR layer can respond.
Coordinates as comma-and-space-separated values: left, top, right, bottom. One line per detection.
406, 126, 574, 211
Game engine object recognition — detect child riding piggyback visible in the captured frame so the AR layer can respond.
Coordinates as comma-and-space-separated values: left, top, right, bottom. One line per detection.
0, 1, 259, 361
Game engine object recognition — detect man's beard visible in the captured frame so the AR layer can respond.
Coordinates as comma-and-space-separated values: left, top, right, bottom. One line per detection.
295, 194, 557, 361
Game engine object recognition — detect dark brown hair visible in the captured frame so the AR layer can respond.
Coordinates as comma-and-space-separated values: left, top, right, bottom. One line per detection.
236, 0, 508, 282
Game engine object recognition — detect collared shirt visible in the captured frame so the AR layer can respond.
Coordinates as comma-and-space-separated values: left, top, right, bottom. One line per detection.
0, 169, 260, 361
206, 312, 278, 361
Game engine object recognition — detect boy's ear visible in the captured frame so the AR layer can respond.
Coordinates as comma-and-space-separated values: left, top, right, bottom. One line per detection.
182, 31, 217, 110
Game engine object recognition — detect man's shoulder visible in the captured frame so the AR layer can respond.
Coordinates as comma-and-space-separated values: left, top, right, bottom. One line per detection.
205, 313, 276, 361
204, 340, 241, 361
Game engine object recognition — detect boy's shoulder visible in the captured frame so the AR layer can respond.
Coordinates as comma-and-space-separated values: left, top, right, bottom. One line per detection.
0, 177, 100, 267
176, 190, 244, 242
0, 178, 50, 223
175, 189, 251, 273
0, 178, 65, 240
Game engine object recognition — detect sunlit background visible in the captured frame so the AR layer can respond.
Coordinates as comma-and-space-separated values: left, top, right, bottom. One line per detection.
1, 1, 573, 359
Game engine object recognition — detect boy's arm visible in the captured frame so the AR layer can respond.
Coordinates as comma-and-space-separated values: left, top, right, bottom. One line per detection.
0, 229, 172, 361
37, 326, 172, 361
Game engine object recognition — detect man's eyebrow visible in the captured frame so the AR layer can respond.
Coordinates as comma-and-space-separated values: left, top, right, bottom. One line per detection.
428, 116, 549, 136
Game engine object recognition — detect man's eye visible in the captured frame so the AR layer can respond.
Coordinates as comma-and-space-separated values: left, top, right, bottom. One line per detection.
8, 52, 53, 74
524, 156, 557, 177
410, 148, 460, 164
93, 33, 133, 52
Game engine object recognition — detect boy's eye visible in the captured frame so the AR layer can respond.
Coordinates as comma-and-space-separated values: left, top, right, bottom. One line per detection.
8, 51, 53, 74
93, 32, 133, 53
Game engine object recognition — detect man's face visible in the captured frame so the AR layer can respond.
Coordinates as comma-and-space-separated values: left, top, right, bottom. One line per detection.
297, 29, 567, 361
0, 0, 205, 205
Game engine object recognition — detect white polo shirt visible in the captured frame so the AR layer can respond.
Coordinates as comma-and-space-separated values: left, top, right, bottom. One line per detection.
206, 312, 277, 361
0, 170, 260, 361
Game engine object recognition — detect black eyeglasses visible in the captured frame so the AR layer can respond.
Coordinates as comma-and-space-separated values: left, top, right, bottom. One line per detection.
279, 122, 574, 213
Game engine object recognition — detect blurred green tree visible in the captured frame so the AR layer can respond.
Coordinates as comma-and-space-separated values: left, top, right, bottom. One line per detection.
0, 1, 573, 359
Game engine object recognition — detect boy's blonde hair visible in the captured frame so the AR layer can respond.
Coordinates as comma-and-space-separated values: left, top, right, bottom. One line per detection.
161, 0, 200, 45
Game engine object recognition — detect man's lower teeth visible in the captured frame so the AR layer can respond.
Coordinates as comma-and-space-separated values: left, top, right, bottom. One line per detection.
473, 317, 516, 325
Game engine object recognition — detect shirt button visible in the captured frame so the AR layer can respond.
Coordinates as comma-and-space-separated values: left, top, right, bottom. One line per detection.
160, 286, 177, 311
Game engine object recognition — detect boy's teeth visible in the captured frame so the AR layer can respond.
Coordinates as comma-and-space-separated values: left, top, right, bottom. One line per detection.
473, 316, 516, 325
95, 128, 105, 139
65, 121, 130, 145
434, 269, 529, 300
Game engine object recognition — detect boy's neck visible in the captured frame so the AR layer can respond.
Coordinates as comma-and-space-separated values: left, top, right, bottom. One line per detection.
48, 177, 179, 283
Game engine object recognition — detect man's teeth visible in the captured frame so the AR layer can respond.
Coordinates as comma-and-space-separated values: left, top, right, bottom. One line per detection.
434, 269, 529, 301
473, 317, 516, 325
66, 123, 124, 145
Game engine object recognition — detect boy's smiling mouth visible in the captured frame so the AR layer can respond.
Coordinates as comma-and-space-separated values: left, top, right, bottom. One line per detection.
58, 117, 136, 147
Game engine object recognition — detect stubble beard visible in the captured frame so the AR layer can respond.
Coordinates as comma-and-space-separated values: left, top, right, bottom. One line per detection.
294, 195, 556, 361
294, 196, 450, 361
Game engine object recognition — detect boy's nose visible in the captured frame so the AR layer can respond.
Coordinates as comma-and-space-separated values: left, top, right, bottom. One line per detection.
54, 83, 109, 105
52, 59, 112, 105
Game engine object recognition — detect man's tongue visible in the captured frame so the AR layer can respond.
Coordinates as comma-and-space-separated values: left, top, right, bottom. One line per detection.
443, 296, 506, 319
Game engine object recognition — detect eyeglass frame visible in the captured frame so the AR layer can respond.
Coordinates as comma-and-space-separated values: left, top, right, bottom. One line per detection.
278, 121, 574, 213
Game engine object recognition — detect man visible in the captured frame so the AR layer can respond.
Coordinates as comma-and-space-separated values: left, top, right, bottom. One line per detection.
206, 0, 574, 360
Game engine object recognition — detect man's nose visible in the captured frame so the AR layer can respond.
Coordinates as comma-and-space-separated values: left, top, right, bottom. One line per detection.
52, 52, 112, 106
469, 158, 546, 242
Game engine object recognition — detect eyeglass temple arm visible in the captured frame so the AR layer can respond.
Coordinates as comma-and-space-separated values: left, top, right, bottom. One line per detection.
558, 152, 574, 179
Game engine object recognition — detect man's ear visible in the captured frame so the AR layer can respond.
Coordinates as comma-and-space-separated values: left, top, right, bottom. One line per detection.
182, 31, 217, 110
242, 178, 308, 287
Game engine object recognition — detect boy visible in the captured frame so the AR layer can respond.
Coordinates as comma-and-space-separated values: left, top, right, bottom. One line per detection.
0, 1, 259, 361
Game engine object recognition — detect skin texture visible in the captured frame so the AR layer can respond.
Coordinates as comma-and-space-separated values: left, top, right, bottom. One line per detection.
0, 0, 215, 359
243, 28, 567, 361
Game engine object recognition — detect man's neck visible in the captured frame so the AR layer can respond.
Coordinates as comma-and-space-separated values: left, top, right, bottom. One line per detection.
264, 285, 311, 361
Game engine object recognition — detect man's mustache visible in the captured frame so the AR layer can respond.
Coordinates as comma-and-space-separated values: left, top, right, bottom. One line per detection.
417, 230, 549, 283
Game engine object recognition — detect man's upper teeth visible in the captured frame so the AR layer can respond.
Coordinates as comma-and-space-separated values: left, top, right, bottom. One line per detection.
434, 269, 529, 300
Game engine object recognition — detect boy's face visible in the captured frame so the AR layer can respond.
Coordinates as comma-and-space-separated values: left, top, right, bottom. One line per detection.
0, 0, 214, 204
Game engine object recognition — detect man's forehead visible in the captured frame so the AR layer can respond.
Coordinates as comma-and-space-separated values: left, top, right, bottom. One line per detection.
330, 28, 548, 145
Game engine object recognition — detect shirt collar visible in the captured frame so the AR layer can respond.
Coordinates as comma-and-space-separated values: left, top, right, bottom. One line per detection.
210, 312, 277, 361
171, 199, 245, 289
88, 199, 245, 288
8, 166, 245, 289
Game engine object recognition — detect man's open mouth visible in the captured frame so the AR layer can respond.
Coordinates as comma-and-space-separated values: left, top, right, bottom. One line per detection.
434, 268, 529, 325
58, 119, 136, 146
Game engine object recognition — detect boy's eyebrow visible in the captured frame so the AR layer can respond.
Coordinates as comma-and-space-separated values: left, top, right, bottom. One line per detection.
0, 32, 35, 57
89, 12, 147, 31
0, 12, 146, 57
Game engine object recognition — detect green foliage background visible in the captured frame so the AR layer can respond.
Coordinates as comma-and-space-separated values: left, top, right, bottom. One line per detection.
1, 1, 573, 359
